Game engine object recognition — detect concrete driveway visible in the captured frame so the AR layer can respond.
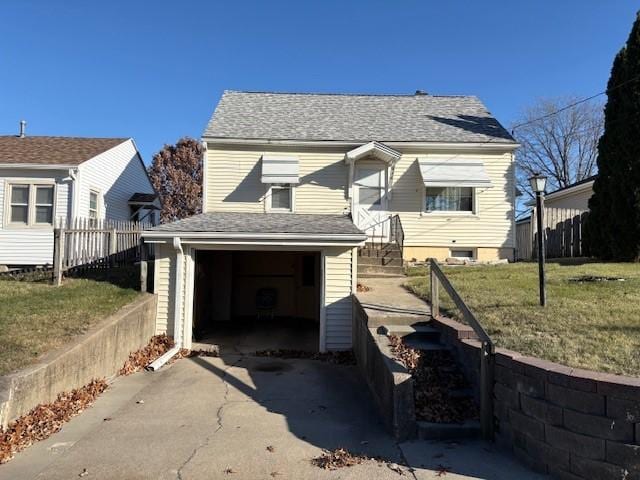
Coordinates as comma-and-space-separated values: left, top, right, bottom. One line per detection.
0, 354, 546, 480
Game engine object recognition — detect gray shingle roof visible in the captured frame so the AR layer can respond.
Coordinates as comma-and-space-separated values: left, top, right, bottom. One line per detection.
147, 212, 365, 236
204, 91, 516, 144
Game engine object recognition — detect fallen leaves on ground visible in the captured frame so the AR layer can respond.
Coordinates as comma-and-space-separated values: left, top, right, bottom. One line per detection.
0, 379, 108, 464
311, 448, 370, 470
356, 283, 371, 292
436, 464, 451, 476
255, 349, 356, 365
266, 445, 275, 452
388, 335, 477, 423
119, 334, 174, 375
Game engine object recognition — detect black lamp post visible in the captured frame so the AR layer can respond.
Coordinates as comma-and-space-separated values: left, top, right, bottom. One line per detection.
529, 173, 548, 306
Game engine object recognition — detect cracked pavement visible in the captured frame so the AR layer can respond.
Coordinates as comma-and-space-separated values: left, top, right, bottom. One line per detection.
0, 354, 546, 480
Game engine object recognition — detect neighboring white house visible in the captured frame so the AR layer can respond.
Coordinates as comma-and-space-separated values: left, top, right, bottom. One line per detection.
142, 90, 519, 352
0, 133, 158, 267
542, 175, 596, 211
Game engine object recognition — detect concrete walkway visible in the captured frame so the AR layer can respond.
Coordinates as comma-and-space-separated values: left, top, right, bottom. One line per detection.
0, 353, 545, 480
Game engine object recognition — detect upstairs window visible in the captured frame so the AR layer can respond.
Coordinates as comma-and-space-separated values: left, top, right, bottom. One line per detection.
7, 183, 54, 226
269, 184, 293, 212
425, 187, 474, 213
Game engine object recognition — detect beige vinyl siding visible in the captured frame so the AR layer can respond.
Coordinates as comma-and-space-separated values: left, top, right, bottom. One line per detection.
205, 147, 349, 214
324, 247, 353, 350
205, 145, 515, 250
391, 151, 516, 249
154, 244, 175, 336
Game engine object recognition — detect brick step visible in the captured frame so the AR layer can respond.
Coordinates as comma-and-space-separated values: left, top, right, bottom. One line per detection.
417, 420, 481, 440
357, 264, 405, 275
357, 256, 402, 266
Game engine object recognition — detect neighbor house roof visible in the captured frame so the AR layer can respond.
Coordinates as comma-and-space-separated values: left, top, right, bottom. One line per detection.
145, 212, 365, 237
0, 136, 129, 166
204, 90, 516, 144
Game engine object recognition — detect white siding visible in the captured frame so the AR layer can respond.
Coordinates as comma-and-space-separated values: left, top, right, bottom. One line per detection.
77, 139, 155, 222
0, 168, 70, 265
324, 247, 353, 350
545, 188, 592, 211
205, 145, 516, 249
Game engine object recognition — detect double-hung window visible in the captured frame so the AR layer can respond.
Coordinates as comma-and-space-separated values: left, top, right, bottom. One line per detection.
269, 184, 293, 212
425, 186, 474, 213
89, 190, 100, 219
7, 183, 55, 226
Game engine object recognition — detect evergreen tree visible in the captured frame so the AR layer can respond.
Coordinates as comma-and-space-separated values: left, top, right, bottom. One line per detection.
585, 12, 640, 261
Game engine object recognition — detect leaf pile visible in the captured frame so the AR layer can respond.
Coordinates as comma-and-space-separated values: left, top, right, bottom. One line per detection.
119, 334, 175, 375
388, 335, 478, 423
356, 283, 371, 292
255, 349, 356, 365
0, 379, 107, 464
311, 448, 371, 470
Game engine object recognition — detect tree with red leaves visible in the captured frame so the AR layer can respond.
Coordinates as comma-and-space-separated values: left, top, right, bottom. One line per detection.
148, 137, 203, 223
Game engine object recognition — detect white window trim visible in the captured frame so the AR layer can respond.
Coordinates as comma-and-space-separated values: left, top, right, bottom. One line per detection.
266, 184, 295, 213
3, 179, 57, 229
421, 185, 479, 217
89, 188, 103, 220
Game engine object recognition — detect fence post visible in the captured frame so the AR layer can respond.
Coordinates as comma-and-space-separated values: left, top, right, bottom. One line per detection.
480, 341, 495, 441
53, 227, 65, 286
430, 261, 440, 318
140, 240, 148, 293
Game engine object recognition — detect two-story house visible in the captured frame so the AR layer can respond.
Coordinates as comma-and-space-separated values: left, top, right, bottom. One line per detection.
0, 130, 159, 268
143, 90, 518, 352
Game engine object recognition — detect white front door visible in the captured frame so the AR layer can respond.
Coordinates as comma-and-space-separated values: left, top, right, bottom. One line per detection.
354, 162, 389, 241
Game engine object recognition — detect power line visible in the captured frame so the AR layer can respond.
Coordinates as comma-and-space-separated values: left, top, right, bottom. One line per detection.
510, 71, 640, 133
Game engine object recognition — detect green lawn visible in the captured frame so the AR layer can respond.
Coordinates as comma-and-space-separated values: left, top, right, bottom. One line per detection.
0, 278, 140, 376
405, 262, 640, 377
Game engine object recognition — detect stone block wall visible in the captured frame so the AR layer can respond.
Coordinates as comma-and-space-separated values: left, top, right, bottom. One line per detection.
431, 315, 640, 480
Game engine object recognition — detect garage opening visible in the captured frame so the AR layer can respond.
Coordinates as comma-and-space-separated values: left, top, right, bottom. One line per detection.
192, 250, 321, 353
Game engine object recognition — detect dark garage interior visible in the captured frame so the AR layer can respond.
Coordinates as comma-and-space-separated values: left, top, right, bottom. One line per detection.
192, 250, 321, 353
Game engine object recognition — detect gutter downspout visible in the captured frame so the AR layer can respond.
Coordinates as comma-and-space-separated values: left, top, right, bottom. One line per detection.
147, 237, 184, 371
68, 168, 78, 223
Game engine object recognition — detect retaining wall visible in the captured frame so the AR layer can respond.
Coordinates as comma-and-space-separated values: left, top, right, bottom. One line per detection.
352, 299, 416, 440
432, 315, 640, 480
0, 294, 157, 429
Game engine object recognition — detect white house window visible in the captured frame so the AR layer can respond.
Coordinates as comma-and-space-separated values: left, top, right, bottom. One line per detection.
425, 187, 473, 212
7, 183, 54, 226
269, 185, 293, 212
89, 190, 100, 219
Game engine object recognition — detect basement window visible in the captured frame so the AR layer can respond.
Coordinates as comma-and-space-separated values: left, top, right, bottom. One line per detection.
450, 249, 475, 260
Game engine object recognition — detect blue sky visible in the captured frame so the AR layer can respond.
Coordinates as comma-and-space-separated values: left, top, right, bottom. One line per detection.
1, 1, 637, 161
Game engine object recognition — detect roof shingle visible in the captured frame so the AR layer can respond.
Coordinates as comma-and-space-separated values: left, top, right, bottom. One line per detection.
146, 212, 365, 236
0, 136, 128, 166
204, 91, 516, 144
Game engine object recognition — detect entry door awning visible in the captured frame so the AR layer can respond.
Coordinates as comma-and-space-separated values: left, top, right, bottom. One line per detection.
418, 158, 493, 188
261, 156, 300, 184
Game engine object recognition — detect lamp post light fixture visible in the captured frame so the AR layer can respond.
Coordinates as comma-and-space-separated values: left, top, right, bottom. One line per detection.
529, 173, 548, 306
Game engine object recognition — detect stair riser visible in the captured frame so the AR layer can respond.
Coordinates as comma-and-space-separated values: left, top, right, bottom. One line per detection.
358, 273, 406, 279
365, 316, 432, 327
392, 331, 441, 343
357, 256, 402, 266
359, 250, 402, 259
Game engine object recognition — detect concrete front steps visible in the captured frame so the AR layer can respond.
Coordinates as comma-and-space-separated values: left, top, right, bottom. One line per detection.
358, 243, 405, 278
380, 322, 481, 440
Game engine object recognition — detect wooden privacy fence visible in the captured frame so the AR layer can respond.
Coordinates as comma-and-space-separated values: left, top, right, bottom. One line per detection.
53, 218, 151, 285
516, 208, 589, 260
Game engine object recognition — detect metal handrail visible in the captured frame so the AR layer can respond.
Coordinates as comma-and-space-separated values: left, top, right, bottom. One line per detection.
429, 258, 494, 441
389, 214, 404, 261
